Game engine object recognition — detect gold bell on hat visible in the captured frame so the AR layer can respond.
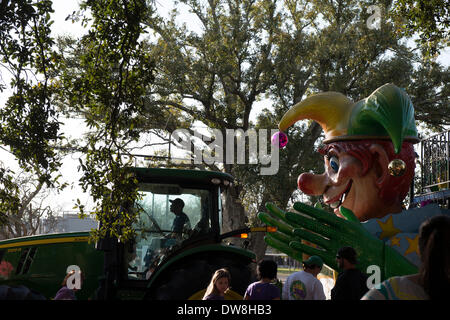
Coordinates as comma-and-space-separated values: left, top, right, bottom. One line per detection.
388, 159, 406, 176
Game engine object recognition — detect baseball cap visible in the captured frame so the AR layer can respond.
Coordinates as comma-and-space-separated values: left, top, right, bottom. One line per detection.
337, 246, 358, 264
169, 198, 185, 207
303, 255, 323, 268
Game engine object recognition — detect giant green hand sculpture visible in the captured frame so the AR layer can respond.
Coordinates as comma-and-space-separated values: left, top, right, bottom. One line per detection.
259, 202, 417, 281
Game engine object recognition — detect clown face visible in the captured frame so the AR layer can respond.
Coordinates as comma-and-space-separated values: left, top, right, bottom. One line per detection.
276, 84, 418, 222
297, 141, 409, 222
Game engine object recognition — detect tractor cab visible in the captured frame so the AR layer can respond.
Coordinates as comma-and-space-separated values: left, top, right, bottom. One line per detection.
127, 177, 223, 280
120, 167, 236, 286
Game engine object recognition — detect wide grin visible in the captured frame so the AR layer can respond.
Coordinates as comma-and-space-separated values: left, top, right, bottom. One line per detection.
327, 180, 353, 210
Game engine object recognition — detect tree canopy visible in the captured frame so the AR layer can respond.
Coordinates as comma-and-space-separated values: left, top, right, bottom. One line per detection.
0, 0, 63, 228
0, 0, 448, 247
390, 0, 449, 58
57, 0, 157, 241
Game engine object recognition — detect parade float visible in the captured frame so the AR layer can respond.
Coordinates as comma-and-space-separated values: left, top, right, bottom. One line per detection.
260, 83, 450, 284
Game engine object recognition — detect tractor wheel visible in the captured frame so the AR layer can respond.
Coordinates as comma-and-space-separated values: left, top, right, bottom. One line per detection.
145, 254, 254, 300
0, 285, 46, 300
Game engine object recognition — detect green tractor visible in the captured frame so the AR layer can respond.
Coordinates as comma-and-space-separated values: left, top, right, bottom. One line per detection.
0, 167, 267, 300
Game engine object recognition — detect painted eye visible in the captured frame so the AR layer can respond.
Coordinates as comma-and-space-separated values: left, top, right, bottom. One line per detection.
329, 156, 339, 173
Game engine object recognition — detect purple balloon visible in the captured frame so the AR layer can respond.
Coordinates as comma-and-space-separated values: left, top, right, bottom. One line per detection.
271, 131, 288, 148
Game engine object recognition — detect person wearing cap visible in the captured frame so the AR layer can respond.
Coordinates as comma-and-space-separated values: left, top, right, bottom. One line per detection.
282, 255, 326, 300
169, 198, 191, 236
330, 247, 368, 300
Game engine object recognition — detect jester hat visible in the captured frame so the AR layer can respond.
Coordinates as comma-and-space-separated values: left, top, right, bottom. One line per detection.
279, 83, 419, 153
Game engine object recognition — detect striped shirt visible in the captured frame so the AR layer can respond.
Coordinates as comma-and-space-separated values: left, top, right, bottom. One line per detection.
362, 276, 429, 300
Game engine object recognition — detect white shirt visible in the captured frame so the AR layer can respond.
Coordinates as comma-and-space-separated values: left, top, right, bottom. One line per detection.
282, 270, 326, 300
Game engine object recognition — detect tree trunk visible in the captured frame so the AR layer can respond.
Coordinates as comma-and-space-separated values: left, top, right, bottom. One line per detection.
245, 121, 323, 272
221, 185, 247, 236
247, 192, 270, 262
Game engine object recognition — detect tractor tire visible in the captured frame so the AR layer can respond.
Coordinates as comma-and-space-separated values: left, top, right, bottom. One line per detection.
0, 285, 46, 300
145, 254, 255, 300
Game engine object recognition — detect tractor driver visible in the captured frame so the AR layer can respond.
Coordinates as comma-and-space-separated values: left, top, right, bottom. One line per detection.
168, 198, 191, 237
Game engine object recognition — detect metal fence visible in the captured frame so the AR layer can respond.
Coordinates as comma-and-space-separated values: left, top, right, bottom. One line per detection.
414, 129, 450, 207
421, 130, 450, 192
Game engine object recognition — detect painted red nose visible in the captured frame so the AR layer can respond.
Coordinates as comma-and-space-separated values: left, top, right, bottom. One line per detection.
297, 172, 326, 196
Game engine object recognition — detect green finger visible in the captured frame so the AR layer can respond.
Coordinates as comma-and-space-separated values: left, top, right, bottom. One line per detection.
289, 240, 324, 257
266, 202, 304, 229
285, 211, 334, 239
292, 228, 331, 250
270, 230, 294, 245
289, 241, 333, 263
258, 212, 294, 236
265, 202, 289, 222
339, 206, 359, 223
264, 234, 302, 262
266, 202, 303, 228
293, 202, 340, 227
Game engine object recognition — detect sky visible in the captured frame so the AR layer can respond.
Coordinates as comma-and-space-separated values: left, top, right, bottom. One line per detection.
0, 0, 449, 215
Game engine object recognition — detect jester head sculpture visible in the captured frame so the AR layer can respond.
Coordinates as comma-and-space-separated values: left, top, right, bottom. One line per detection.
279, 83, 419, 221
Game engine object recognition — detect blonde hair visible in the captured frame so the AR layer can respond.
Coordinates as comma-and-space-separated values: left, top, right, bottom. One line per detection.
202, 268, 231, 299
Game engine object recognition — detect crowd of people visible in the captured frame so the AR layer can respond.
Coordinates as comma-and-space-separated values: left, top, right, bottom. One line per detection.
54, 214, 449, 300
201, 214, 450, 301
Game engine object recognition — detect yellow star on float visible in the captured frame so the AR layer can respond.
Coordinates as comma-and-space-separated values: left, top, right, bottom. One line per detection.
405, 235, 420, 256
390, 236, 401, 247
376, 215, 402, 240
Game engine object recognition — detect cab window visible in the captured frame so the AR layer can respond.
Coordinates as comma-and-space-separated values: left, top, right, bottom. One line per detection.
126, 183, 212, 280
